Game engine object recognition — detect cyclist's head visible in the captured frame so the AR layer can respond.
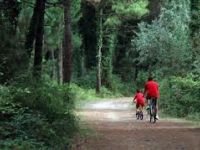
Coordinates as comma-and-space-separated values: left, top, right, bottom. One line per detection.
148, 77, 153, 81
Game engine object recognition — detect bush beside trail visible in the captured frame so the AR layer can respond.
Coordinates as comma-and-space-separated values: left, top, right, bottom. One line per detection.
159, 76, 200, 121
0, 78, 78, 149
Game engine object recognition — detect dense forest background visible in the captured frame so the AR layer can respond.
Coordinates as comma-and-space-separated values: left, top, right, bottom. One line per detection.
0, 0, 200, 149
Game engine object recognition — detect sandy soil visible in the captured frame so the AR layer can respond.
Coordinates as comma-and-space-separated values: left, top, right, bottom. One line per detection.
73, 98, 200, 150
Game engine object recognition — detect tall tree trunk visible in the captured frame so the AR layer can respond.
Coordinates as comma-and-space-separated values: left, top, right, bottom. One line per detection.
33, 0, 45, 77
101, 32, 116, 89
63, 0, 73, 83
79, 1, 97, 70
96, 8, 103, 93
25, 0, 41, 57
59, 44, 63, 84
77, 49, 85, 78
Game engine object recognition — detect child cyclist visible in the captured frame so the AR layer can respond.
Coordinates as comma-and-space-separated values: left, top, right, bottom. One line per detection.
133, 89, 145, 118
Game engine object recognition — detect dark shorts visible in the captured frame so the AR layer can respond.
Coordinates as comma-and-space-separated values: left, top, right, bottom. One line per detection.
146, 96, 157, 107
136, 103, 145, 109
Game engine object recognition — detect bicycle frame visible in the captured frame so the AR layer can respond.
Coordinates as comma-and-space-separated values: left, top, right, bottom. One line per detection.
136, 106, 143, 120
147, 98, 157, 123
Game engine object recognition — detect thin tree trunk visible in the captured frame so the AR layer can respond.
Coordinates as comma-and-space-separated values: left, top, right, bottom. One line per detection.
77, 49, 85, 78
59, 44, 63, 84
25, 0, 41, 57
96, 8, 103, 93
33, 0, 45, 77
52, 49, 56, 80
63, 0, 73, 83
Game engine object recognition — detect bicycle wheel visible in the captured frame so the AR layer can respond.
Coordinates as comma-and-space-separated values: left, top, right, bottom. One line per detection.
140, 111, 143, 120
150, 105, 156, 123
153, 106, 157, 123
136, 112, 139, 120
152, 111, 156, 123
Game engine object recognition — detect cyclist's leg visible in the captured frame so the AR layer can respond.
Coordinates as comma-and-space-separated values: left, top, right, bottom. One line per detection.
138, 105, 143, 116
139, 104, 144, 119
136, 103, 139, 115
152, 98, 159, 119
140, 103, 145, 112
145, 98, 150, 112
156, 100, 159, 119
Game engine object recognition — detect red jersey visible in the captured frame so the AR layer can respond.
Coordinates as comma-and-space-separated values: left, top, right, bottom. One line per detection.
134, 92, 145, 105
144, 80, 159, 98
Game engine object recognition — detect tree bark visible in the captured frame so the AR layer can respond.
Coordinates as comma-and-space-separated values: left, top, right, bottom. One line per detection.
59, 44, 63, 84
63, 0, 73, 83
96, 8, 103, 93
25, 0, 42, 57
33, 0, 45, 77
79, 1, 97, 70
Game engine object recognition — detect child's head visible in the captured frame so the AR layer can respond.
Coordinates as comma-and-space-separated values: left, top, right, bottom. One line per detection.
148, 77, 153, 81
136, 89, 140, 93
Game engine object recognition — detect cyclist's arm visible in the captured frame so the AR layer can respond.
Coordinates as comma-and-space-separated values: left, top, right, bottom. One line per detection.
133, 94, 137, 103
144, 84, 148, 98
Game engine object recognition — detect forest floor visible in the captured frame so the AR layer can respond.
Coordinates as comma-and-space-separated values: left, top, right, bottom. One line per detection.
73, 98, 200, 150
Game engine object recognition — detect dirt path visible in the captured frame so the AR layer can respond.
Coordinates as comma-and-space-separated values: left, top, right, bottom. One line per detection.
74, 98, 200, 150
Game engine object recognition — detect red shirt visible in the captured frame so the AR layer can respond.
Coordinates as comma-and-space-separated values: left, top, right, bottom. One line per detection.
144, 80, 159, 98
134, 92, 145, 105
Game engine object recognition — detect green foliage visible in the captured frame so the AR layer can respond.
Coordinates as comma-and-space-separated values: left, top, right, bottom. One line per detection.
191, 1, 200, 79
74, 69, 97, 89
73, 66, 134, 97
44, 7, 63, 50
11, 76, 75, 120
133, 0, 192, 76
135, 71, 148, 88
0, 18, 28, 83
72, 72, 124, 100
102, 0, 149, 90
0, 85, 11, 102
0, 77, 78, 149
69, 83, 120, 109
70, 83, 97, 101
44, 0, 82, 50
104, 16, 121, 27
71, 0, 82, 25
105, 74, 134, 96
159, 76, 200, 120
104, 0, 149, 28
0, 101, 77, 149
192, 54, 200, 79
112, 0, 149, 19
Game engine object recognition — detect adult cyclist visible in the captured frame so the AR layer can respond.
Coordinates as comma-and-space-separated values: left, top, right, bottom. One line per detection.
144, 77, 160, 120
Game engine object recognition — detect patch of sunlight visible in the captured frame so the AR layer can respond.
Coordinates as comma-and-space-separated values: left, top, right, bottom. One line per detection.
90, 101, 112, 109
107, 112, 119, 121
89, 101, 130, 110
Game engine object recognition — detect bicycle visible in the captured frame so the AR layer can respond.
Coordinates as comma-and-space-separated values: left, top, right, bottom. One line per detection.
136, 110, 143, 120
136, 105, 143, 120
146, 98, 157, 123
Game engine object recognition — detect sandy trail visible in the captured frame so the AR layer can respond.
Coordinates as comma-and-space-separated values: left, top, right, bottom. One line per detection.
74, 98, 200, 150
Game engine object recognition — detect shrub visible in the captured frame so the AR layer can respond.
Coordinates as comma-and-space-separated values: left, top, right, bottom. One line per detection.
74, 70, 96, 89
0, 76, 79, 149
10, 78, 74, 120
159, 76, 200, 119
135, 71, 148, 89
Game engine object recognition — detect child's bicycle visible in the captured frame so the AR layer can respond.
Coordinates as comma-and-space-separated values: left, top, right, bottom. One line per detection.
136, 105, 144, 120
136, 110, 143, 120
146, 98, 157, 123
